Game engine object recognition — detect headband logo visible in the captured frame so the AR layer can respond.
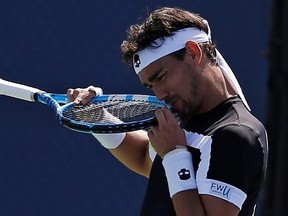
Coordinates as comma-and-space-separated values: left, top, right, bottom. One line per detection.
134, 54, 141, 68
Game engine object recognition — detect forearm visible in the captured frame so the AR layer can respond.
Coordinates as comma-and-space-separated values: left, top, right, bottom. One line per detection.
172, 190, 205, 216
110, 130, 152, 177
94, 130, 152, 177
162, 148, 205, 215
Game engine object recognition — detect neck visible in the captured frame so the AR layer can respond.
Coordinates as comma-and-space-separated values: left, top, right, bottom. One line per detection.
199, 65, 232, 113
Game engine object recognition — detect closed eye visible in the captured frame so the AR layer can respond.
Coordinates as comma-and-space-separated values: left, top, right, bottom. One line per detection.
155, 71, 167, 83
142, 69, 168, 89
145, 84, 152, 89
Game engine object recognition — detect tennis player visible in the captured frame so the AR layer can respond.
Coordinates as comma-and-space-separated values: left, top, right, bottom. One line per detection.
67, 7, 268, 216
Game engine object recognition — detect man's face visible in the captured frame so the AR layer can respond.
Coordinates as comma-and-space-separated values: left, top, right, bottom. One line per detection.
139, 52, 205, 119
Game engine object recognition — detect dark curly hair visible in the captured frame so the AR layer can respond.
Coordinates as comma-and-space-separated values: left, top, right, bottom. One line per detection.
121, 7, 217, 67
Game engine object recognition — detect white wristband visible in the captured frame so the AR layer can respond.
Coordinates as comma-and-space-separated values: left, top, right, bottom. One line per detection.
91, 106, 126, 149
92, 133, 126, 149
162, 148, 197, 197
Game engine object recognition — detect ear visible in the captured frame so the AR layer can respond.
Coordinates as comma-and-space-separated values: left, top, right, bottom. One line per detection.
185, 41, 202, 64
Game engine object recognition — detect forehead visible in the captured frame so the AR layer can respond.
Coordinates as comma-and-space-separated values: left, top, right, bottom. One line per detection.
138, 54, 179, 82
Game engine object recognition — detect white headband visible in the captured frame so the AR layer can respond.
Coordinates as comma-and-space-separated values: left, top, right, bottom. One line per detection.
132, 22, 250, 110
133, 27, 210, 74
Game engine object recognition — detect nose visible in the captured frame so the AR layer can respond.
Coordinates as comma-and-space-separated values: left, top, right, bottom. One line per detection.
153, 84, 168, 101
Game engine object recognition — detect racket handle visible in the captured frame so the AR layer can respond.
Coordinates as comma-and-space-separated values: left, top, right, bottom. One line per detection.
0, 78, 44, 102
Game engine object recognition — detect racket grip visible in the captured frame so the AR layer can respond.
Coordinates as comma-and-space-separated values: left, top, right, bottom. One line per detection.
0, 78, 44, 102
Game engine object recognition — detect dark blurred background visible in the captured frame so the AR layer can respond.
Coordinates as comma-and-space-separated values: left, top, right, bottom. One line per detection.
0, 0, 285, 215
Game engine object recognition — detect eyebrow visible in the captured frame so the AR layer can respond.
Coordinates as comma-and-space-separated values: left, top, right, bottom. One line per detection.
142, 68, 164, 88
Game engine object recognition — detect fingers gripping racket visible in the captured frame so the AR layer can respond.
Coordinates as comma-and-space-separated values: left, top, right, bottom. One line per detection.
0, 78, 169, 133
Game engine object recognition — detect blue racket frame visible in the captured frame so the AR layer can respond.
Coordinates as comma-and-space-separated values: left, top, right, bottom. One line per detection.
34, 93, 169, 133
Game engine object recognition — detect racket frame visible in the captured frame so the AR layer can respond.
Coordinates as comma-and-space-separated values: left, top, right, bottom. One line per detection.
0, 78, 168, 133
57, 94, 168, 133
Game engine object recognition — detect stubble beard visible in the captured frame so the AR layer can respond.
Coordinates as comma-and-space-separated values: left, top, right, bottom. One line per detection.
177, 82, 201, 120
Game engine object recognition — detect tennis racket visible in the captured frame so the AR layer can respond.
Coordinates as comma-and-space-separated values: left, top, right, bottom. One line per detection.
0, 78, 169, 133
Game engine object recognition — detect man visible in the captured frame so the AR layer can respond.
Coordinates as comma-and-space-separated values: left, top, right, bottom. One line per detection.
67, 7, 268, 216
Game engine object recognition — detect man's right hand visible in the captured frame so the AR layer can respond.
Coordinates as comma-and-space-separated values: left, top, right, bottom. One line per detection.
66, 85, 103, 105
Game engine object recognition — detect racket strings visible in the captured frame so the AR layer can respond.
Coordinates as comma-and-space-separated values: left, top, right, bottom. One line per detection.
62, 100, 162, 124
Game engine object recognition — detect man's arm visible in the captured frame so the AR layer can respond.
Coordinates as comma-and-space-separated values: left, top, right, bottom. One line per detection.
148, 108, 240, 215
109, 130, 152, 178
172, 192, 239, 216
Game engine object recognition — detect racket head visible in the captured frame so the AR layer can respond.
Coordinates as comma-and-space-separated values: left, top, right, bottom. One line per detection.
57, 94, 170, 133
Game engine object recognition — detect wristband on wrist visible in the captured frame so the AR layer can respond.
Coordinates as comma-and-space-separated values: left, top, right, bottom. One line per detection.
91, 107, 126, 149
92, 133, 126, 149
162, 148, 197, 197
